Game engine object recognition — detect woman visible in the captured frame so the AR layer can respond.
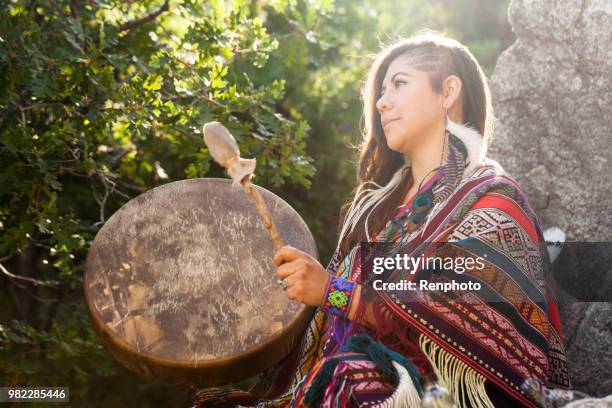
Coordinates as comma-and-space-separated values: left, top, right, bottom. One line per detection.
194, 30, 569, 408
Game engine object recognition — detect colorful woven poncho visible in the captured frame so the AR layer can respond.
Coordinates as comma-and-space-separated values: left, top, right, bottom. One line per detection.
193, 124, 569, 408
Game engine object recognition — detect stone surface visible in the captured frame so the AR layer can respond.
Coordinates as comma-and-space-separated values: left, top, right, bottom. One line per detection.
489, 0, 612, 397
564, 394, 612, 408
558, 302, 612, 396
489, 0, 612, 241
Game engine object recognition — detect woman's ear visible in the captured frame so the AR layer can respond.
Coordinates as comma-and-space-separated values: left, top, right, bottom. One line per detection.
442, 75, 462, 110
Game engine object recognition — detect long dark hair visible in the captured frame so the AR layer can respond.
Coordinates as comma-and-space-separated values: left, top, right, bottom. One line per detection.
337, 30, 495, 255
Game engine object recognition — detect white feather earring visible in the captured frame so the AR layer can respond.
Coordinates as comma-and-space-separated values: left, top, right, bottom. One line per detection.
419, 114, 487, 237
445, 118, 486, 178
420, 110, 449, 237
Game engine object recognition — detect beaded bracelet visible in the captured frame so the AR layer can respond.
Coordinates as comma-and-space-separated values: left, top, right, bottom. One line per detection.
320, 275, 356, 318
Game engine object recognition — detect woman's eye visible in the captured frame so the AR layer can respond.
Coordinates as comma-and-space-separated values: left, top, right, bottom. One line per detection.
394, 79, 407, 87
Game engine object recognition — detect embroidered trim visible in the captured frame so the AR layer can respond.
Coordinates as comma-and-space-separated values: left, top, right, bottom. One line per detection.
321, 276, 356, 318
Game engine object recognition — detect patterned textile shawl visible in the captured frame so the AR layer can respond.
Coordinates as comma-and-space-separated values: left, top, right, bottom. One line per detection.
347, 157, 570, 407
193, 136, 569, 408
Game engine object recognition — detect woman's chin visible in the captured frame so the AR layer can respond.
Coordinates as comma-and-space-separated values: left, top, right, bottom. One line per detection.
384, 133, 406, 152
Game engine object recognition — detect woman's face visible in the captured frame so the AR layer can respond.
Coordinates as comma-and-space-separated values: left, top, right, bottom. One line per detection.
375, 54, 444, 154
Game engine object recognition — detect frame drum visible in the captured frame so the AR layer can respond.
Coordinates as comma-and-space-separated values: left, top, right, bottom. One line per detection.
84, 178, 317, 387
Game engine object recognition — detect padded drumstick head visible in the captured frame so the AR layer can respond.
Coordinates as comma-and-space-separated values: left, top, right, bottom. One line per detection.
203, 121, 256, 184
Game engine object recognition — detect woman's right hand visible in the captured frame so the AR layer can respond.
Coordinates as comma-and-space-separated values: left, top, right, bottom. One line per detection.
273, 245, 330, 307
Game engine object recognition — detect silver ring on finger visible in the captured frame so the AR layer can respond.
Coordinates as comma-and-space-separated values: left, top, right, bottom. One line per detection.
277, 278, 289, 290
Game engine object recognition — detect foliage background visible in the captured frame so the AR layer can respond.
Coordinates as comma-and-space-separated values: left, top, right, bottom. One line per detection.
0, 0, 513, 405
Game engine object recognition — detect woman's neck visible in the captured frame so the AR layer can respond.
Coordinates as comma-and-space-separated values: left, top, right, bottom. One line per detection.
402, 167, 438, 206
403, 136, 447, 203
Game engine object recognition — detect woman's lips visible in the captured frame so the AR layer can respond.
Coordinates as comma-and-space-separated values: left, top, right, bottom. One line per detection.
383, 118, 398, 130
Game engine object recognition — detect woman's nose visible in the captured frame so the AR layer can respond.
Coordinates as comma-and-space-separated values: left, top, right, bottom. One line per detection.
376, 94, 391, 113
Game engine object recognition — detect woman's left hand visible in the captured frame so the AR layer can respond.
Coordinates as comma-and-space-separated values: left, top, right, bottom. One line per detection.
273, 246, 330, 307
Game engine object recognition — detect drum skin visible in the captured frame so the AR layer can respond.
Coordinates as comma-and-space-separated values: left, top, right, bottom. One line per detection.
84, 178, 318, 387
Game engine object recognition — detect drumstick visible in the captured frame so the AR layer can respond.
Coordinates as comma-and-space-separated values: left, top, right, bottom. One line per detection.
202, 121, 285, 250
